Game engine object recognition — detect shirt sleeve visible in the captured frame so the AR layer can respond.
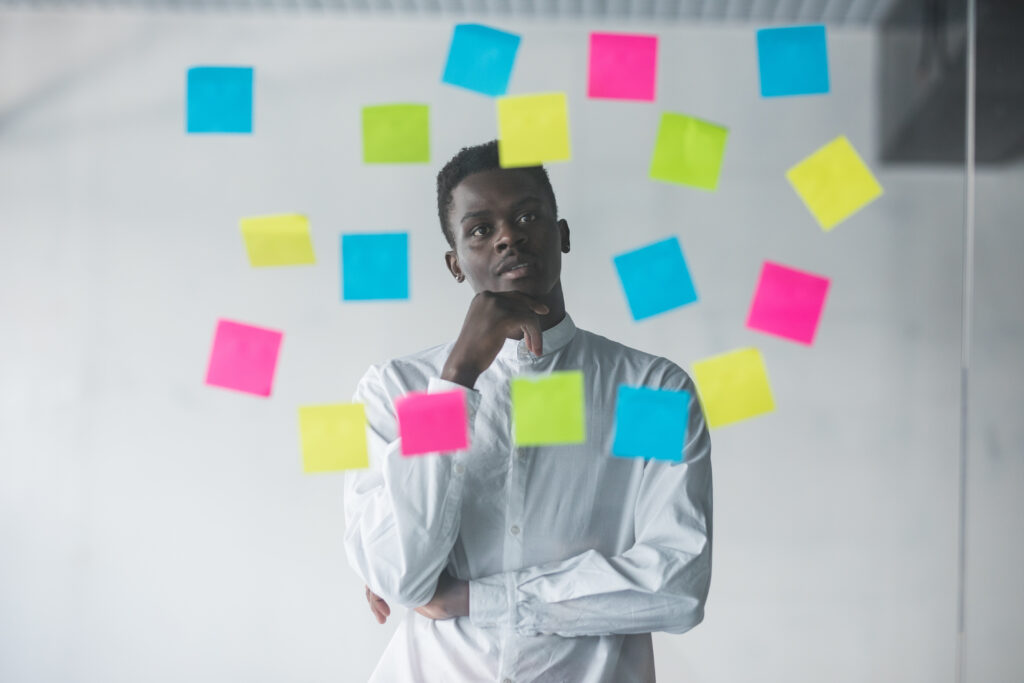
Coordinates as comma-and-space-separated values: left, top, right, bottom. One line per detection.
468, 372, 712, 637
343, 367, 482, 608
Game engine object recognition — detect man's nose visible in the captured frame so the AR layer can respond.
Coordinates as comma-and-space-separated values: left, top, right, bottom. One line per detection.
494, 221, 527, 251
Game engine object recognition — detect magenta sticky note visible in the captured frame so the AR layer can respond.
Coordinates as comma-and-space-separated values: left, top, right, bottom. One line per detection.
396, 390, 469, 456
746, 261, 831, 345
204, 319, 283, 396
587, 32, 658, 101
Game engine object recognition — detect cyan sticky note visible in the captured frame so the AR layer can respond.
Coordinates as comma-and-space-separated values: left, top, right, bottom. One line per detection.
204, 319, 282, 397
756, 25, 830, 97
341, 233, 409, 301
442, 24, 521, 97
613, 236, 698, 320
612, 386, 690, 462
187, 66, 253, 134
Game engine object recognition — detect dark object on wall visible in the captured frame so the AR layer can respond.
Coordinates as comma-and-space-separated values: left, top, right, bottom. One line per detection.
879, 0, 1024, 164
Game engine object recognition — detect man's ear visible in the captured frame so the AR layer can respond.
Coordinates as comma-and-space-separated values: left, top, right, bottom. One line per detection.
445, 250, 465, 282
558, 219, 571, 253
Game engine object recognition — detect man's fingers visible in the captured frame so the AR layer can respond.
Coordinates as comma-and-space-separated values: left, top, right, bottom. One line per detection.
522, 322, 543, 357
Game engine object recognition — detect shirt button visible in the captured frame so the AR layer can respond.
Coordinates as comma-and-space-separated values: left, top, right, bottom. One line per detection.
509, 525, 520, 536
453, 463, 465, 475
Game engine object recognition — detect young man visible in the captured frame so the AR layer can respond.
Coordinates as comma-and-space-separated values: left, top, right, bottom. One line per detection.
344, 141, 713, 682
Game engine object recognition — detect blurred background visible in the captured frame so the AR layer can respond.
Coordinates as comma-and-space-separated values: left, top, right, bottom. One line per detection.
0, 0, 1021, 681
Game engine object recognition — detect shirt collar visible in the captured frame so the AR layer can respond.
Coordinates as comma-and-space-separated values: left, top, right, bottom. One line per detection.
499, 312, 577, 362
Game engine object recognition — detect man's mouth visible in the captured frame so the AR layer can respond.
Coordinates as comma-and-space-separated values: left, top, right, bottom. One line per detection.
498, 261, 535, 279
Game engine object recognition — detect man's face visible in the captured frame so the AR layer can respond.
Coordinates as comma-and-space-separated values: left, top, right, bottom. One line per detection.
445, 168, 569, 299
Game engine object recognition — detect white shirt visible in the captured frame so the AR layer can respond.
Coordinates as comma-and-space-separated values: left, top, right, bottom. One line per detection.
344, 314, 713, 683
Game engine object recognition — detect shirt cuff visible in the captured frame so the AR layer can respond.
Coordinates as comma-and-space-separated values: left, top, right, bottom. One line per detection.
469, 572, 511, 629
427, 377, 481, 434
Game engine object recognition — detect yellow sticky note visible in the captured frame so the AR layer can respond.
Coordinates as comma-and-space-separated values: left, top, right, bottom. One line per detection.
691, 348, 775, 428
298, 403, 369, 473
497, 92, 571, 168
362, 104, 430, 163
786, 135, 883, 231
511, 370, 585, 445
239, 214, 316, 267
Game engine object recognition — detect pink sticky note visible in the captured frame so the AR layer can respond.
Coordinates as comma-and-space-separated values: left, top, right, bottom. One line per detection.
204, 319, 283, 396
396, 390, 469, 456
587, 32, 658, 101
746, 261, 831, 345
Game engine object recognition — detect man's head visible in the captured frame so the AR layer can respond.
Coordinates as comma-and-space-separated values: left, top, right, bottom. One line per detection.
436, 141, 570, 301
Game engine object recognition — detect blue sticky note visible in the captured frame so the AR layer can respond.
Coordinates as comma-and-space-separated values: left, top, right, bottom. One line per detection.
756, 25, 830, 97
613, 237, 698, 320
612, 386, 690, 462
341, 233, 409, 301
442, 24, 521, 97
186, 66, 253, 133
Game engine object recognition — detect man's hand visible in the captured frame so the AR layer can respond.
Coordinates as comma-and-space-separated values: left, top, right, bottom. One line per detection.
364, 573, 470, 625
414, 572, 470, 621
365, 585, 391, 624
441, 290, 550, 389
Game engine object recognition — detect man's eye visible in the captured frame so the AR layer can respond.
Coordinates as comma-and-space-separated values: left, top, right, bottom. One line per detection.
518, 213, 537, 223
471, 224, 490, 236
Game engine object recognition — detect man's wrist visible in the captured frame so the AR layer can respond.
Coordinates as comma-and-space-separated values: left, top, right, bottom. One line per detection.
440, 357, 480, 389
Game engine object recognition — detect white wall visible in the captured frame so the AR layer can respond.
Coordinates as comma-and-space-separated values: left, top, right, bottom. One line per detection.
0, 8, 1019, 682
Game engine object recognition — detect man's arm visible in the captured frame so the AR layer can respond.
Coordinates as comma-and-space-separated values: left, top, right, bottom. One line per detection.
468, 374, 713, 637
346, 290, 549, 611
343, 366, 479, 608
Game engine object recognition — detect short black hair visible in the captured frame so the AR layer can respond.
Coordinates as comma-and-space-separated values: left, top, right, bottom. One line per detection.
436, 140, 558, 248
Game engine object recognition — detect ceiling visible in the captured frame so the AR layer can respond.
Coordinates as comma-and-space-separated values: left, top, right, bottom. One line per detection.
0, 0, 904, 25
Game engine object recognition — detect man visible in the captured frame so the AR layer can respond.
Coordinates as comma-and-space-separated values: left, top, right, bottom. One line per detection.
344, 140, 712, 682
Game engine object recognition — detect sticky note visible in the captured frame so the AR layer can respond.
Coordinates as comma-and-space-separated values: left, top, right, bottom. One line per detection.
587, 32, 658, 101
692, 348, 774, 428
613, 236, 698, 320
204, 319, 283, 397
298, 403, 369, 472
747, 261, 831, 345
757, 25, 830, 97
186, 66, 253, 134
239, 214, 315, 267
362, 104, 430, 163
786, 135, 883, 230
396, 390, 468, 456
341, 233, 409, 301
442, 24, 521, 96
511, 371, 585, 445
496, 93, 571, 168
649, 112, 729, 190
612, 386, 690, 462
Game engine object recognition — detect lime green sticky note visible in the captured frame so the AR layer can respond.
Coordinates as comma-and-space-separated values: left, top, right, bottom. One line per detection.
362, 104, 430, 164
298, 403, 369, 473
786, 135, 883, 231
239, 214, 316, 267
649, 112, 729, 191
691, 348, 775, 428
496, 92, 571, 168
511, 370, 585, 445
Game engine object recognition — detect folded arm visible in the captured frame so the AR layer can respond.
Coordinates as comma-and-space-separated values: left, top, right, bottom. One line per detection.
469, 383, 713, 637
343, 367, 480, 608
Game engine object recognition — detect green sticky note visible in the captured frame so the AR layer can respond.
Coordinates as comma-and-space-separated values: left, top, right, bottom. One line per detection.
362, 104, 430, 163
511, 370, 586, 445
649, 112, 729, 190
